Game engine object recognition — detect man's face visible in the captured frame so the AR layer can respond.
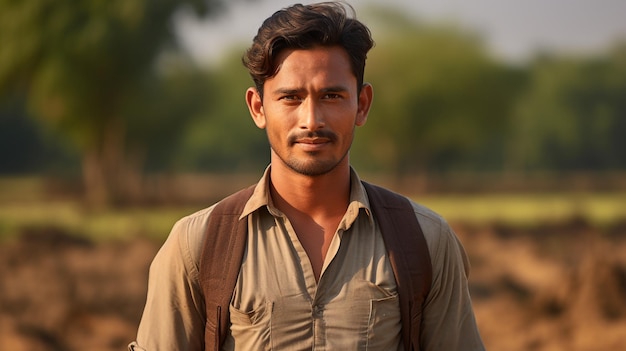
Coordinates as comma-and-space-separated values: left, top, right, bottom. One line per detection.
246, 45, 372, 177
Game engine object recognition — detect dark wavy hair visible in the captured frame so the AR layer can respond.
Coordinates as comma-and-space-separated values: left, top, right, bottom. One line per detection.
242, 2, 374, 98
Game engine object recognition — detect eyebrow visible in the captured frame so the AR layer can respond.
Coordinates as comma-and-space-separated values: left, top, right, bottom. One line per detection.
272, 88, 302, 96
271, 85, 350, 96
322, 86, 350, 93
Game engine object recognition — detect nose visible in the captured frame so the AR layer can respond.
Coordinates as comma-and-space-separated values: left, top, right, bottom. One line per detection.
299, 98, 325, 131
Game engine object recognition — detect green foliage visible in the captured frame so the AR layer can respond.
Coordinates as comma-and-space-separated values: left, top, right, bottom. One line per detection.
0, 0, 205, 144
509, 43, 626, 171
0, 0, 225, 205
177, 48, 269, 172
352, 8, 522, 175
2, 2, 626, 184
125, 62, 216, 172
0, 93, 80, 175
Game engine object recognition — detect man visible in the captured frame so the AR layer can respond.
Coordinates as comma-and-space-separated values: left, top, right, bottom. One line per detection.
129, 2, 485, 350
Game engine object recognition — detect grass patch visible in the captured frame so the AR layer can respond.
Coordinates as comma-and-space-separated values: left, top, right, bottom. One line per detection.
415, 192, 626, 227
0, 201, 200, 242
1, 191, 624, 242
0, 176, 49, 203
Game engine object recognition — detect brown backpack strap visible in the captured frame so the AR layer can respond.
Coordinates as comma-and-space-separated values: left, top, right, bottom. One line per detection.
362, 181, 432, 351
199, 185, 255, 351
200, 181, 431, 351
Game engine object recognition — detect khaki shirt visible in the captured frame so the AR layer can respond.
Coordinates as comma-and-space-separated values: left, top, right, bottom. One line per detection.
130, 167, 484, 351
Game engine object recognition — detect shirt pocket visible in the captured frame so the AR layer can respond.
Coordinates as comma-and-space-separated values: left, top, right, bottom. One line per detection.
229, 301, 272, 351
365, 294, 402, 350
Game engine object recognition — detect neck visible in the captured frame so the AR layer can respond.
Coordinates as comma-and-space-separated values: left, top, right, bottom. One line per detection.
269, 162, 351, 217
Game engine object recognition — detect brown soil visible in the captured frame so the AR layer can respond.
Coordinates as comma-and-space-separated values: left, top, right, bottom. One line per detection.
0, 228, 159, 351
1, 219, 625, 351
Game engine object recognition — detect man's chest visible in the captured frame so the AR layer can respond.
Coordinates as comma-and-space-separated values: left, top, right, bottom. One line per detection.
225, 215, 402, 350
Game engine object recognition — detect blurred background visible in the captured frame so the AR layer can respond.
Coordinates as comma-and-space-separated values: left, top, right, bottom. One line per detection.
1, 0, 625, 350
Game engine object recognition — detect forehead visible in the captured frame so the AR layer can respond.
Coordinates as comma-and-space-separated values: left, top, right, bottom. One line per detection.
269, 46, 356, 87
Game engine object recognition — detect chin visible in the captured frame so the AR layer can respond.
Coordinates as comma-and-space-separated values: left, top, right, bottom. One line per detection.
287, 159, 339, 177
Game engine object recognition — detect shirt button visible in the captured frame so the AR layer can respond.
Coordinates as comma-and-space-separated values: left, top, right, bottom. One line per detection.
313, 305, 324, 317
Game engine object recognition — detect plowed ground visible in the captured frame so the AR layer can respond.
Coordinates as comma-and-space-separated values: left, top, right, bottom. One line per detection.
1, 219, 625, 351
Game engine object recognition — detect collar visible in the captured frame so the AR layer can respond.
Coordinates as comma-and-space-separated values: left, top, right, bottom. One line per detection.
239, 165, 373, 226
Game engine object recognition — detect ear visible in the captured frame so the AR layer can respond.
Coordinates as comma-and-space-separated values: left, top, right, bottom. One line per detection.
356, 83, 373, 127
246, 87, 266, 129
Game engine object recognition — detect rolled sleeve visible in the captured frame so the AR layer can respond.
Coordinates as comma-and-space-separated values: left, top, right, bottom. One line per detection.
413, 204, 485, 351
131, 209, 210, 350
127, 341, 146, 350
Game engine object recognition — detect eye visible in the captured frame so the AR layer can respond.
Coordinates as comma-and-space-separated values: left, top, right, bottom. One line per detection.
279, 94, 301, 101
323, 93, 342, 99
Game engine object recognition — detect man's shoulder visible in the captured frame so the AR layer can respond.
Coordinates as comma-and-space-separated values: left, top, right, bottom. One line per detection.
362, 181, 446, 227
174, 184, 256, 232
409, 200, 447, 229
404, 196, 459, 263
174, 204, 217, 234
170, 185, 257, 265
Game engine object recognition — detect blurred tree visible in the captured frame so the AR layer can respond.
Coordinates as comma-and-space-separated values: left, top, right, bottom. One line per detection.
508, 42, 626, 171
0, 0, 226, 206
177, 48, 269, 172
0, 93, 73, 175
126, 60, 215, 172
353, 7, 521, 177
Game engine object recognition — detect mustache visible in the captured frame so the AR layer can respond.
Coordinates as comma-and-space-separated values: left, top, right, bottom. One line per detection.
288, 130, 338, 144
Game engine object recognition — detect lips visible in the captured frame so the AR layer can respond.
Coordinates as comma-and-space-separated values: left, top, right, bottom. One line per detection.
294, 138, 330, 152
289, 131, 337, 146
296, 137, 330, 144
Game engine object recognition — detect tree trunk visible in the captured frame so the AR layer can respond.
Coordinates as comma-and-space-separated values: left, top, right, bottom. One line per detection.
82, 149, 109, 208
81, 117, 144, 208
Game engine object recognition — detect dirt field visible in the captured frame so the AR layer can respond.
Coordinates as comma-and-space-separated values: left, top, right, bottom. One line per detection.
1, 219, 625, 351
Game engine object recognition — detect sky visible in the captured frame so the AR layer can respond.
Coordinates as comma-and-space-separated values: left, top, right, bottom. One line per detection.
175, 0, 626, 65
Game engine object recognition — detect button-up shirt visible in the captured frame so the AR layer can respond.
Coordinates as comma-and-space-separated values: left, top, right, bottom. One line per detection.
130, 167, 485, 351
